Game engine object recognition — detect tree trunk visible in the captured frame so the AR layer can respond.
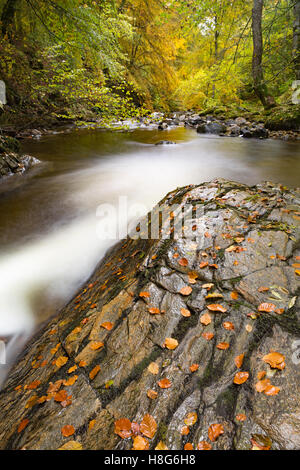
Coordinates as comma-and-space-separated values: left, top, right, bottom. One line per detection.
252, 0, 275, 108
293, 0, 300, 81
1, 0, 19, 38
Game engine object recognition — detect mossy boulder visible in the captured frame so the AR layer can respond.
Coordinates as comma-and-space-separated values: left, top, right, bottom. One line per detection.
265, 105, 300, 131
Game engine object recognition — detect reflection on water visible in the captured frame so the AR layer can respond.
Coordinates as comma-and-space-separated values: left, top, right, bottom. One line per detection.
0, 126, 299, 346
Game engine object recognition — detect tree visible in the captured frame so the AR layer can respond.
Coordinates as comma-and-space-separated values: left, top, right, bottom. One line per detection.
293, 0, 300, 80
1, 0, 19, 38
252, 0, 276, 108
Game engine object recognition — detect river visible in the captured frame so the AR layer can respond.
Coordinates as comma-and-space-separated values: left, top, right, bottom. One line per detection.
0, 125, 299, 367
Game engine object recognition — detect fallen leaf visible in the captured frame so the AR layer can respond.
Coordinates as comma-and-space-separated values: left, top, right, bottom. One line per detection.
155, 441, 168, 450
28, 380, 41, 390
230, 292, 239, 300
201, 313, 212, 325
223, 321, 235, 331
89, 420, 96, 431
184, 443, 194, 450
148, 307, 161, 315
264, 385, 280, 396
255, 378, 271, 393
258, 303, 276, 313
18, 419, 29, 433
61, 425, 75, 437
139, 292, 150, 298
258, 287, 269, 293
206, 292, 224, 299
197, 441, 212, 450
181, 308, 191, 317
148, 362, 159, 375
190, 364, 199, 373
63, 375, 78, 387
147, 389, 158, 400
236, 414, 247, 422
200, 261, 209, 269
234, 372, 249, 385
208, 423, 224, 442
157, 378, 172, 389
89, 341, 104, 351
164, 338, 179, 350
68, 365, 78, 374
114, 418, 132, 439
251, 434, 272, 450
207, 304, 227, 313
55, 356, 68, 368
203, 283, 214, 290
181, 426, 190, 435
217, 342, 230, 350
54, 390, 68, 403
140, 414, 157, 439
263, 351, 285, 370
235, 353, 245, 368
202, 332, 214, 341
179, 258, 188, 267
180, 286, 193, 296
101, 322, 114, 330
257, 371, 266, 380
184, 412, 197, 426
132, 435, 149, 450
58, 441, 83, 450
89, 365, 101, 380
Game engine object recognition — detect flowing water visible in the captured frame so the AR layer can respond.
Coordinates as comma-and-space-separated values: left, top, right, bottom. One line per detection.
0, 125, 299, 370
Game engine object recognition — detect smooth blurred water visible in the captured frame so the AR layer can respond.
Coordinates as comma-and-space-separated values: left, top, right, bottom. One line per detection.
0, 126, 299, 342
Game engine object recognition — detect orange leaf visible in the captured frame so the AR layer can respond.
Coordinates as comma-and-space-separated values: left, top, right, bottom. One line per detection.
258, 303, 276, 313
114, 418, 132, 439
223, 321, 234, 331
181, 426, 190, 435
61, 425, 75, 437
197, 441, 212, 450
28, 380, 41, 390
18, 419, 29, 433
132, 435, 149, 450
89, 365, 101, 380
235, 353, 245, 369
202, 332, 214, 341
190, 364, 199, 373
262, 351, 285, 370
54, 390, 68, 402
55, 356, 68, 368
179, 258, 189, 267
207, 304, 227, 313
257, 371, 266, 380
157, 378, 172, 389
147, 389, 158, 400
233, 372, 249, 385
148, 307, 161, 315
200, 261, 209, 269
101, 322, 114, 331
200, 313, 212, 326
264, 385, 280, 396
89, 341, 104, 351
68, 365, 78, 374
89, 420, 96, 431
140, 414, 157, 439
180, 286, 192, 296
184, 412, 197, 426
255, 378, 271, 393
208, 423, 224, 442
148, 362, 159, 375
139, 292, 150, 298
230, 292, 239, 300
181, 308, 191, 317
155, 441, 168, 450
258, 287, 269, 293
63, 375, 78, 387
164, 338, 179, 350
236, 414, 247, 422
217, 342, 230, 350
184, 443, 194, 450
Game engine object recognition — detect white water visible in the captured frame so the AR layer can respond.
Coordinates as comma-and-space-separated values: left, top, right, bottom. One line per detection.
0, 130, 299, 373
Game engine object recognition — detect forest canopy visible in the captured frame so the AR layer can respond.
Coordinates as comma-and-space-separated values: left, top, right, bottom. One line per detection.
0, 0, 299, 125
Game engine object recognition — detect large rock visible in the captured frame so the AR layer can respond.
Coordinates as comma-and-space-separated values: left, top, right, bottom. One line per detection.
197, 122, 227, 135
0, 135, 40, 179
0, 179, 299, 450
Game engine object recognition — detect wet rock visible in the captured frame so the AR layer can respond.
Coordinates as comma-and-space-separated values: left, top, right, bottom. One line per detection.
196, 122, 227, 135
235, 117, 247, 126
155, 141, 176, 146
0, 179, 299, 450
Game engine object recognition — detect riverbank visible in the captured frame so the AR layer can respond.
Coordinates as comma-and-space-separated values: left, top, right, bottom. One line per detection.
0, 178, 299, 450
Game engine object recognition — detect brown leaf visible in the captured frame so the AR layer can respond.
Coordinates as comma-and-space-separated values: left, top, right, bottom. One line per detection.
208, 423, 224, 442
179, 258, 189, 267
157, 378, 172, 389
180, 286, 192, 296
140, 414, 157, 439
148, 362, 159, 375
61, 425, 75, 437
251, 434, 272, 450
263, 351, 285, 370
233, 372, 249, 385
200, 313, 212, 325
207, 304, 227, 313
235, 353, 245, 369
